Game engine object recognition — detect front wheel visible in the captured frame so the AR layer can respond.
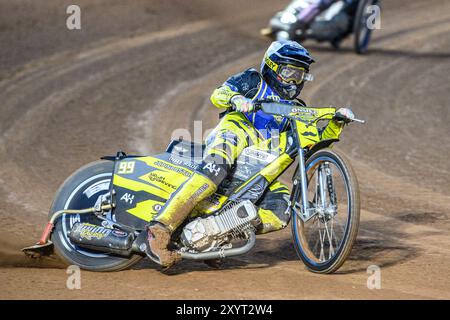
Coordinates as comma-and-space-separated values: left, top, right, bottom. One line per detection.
353, 0, 380, 54
291, 149, 360, 274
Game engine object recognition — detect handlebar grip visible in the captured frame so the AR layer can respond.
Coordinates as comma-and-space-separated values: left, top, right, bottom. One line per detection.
352, 118, 366, 124
229, 100, 262, 113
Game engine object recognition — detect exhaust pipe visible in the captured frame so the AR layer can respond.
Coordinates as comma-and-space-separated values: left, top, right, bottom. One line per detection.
180, 232, 256, 261
69, 222, 134, 257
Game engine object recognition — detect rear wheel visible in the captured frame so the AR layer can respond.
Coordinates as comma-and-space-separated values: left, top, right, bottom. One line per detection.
50, 160, 143, 271
354, 0, 380, 54
291, 149, 360, 273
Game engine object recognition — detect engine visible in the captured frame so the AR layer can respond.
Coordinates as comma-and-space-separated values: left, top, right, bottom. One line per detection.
180, 200, 259, 252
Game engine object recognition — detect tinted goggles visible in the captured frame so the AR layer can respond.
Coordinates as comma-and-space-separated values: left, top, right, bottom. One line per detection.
278, 64, 314, 84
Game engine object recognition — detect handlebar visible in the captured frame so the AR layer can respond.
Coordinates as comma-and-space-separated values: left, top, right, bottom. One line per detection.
235, 99, 366, 124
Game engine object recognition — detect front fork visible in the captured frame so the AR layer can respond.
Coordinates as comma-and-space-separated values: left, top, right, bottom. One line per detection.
292, 149, 336, 222
292, 148, 317, 222
295, 147, 313, 221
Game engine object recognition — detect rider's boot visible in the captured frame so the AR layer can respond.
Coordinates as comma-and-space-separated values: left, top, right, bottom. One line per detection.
146, 172, 218, 268
255, 208, 289, 234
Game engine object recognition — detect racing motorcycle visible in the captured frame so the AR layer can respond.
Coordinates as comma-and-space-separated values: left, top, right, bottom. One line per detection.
23, 100, 364, 274
261, 0, 381, 54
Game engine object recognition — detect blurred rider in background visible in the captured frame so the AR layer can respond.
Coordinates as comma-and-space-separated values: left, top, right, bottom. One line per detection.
293, 0, 343, 27
262, 0, 360, 48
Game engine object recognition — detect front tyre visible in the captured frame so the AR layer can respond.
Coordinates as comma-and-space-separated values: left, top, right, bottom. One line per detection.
291, 149, 360, 274
50, 160, 142, 271
353, 0, 380, 54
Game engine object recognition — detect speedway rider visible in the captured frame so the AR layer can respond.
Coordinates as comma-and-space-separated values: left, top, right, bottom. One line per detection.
146, 40, 354, 268
289, 0, 345, 27
263, 0, 360, 46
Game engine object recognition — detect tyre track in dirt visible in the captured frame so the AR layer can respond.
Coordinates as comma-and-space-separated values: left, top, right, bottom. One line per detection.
0, 0, 449, 299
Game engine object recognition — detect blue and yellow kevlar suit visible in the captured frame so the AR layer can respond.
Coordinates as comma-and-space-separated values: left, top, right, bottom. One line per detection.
155, 68, 344, 235
203, 68, 344, 233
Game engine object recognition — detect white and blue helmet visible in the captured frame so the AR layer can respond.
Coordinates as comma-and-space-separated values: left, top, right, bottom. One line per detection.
261, 40, 315, 99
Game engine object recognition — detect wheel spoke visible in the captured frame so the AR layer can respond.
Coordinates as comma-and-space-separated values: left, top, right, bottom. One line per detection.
311, 216, 321, 253
324, 219, 335, 259
318, 227, 325, 262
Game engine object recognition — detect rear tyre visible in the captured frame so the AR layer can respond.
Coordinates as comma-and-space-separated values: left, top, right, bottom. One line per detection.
50, 160, 143, 271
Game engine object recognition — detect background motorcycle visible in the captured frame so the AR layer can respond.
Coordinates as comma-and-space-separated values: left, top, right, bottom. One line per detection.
261, 0, 381, 54
23, 101, 364, 274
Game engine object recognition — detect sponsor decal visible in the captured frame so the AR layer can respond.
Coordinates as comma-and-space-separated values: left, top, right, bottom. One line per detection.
266, 94, 280, 102
83, 181, 110, 199
242, 148, 277, 163
154, 160, 191, 177
185, 161, 200, 171
192, 183, 210, 200
265, 55, 278, 72
184, 184, 210, 207
120, 192, 135, 204
168, 155, 200, 171
203, 162, 221, 177
291, 107, 318, 116
169, 156, 183, 165
78, 224, 111, 240
112, 229, 128, 238
152, 203, 162, 212
148, 172, 177, 190
302, 131, 317, 137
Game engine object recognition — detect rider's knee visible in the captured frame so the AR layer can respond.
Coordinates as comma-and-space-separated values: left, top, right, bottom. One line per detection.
260, 193, 291, 222
256, 193, 291, 234
256, 208, 289, 234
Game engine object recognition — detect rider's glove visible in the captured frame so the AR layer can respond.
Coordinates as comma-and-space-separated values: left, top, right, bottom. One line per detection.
333, 107, 355, 124
230, 95, 254, 113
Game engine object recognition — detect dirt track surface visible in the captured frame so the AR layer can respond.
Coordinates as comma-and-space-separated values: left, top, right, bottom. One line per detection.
0, 0, 449, 299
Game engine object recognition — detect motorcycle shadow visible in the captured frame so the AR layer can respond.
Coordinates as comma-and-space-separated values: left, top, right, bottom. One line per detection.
336, 217, 421, 275
132, 232, 301, 275
132, 219, 421, 275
